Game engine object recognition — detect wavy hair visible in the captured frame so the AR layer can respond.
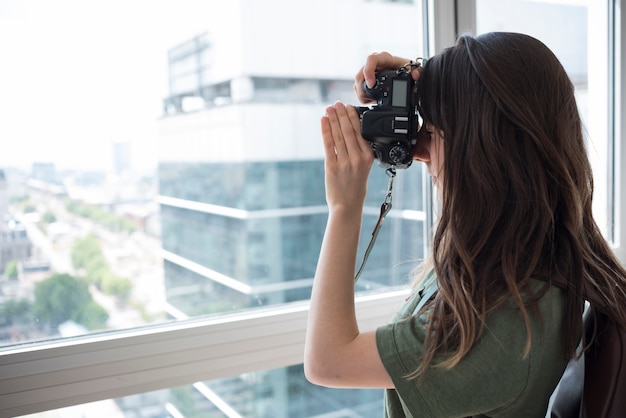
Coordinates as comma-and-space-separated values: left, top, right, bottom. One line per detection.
412, 32, 626, 378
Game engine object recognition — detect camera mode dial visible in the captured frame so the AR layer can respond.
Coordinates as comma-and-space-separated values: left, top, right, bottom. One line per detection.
363, 75, 390, 103
388, 144, 410, 165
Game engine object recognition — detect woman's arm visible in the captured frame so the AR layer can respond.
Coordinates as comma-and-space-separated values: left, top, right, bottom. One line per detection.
303, 102, 393, 389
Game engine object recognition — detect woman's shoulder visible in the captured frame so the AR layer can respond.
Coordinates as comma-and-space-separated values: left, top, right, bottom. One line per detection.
491, 277, 568, 330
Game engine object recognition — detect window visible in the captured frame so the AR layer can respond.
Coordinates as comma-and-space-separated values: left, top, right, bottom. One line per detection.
0, 0, 428, 416
1, 0, 624, 416
1, 0, 429, 342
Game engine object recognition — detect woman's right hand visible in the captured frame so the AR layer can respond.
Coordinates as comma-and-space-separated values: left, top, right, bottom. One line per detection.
321, 102, 373, 214
354, 52, 421, 104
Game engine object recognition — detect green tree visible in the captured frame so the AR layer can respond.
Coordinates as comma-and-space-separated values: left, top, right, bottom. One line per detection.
85, 257, 109, 287
0, 299, 32, 326
9, 195, 29, 205
13, 195, 34, 213
101, 273, 132, 303
64, 199, 137, 234
4, 260, 19, 280
71, 234, 103, 272
42, 211, 57, 224
33, 273, 94, 329
70, 234, 135, 301
72, 300, 109, 330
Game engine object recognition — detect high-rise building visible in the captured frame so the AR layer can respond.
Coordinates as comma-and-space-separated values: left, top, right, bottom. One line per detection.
0, 169, 8, 220
0, 170, 31, 275
113, 141, 132, 176
31, 162, 58, 184
156, 1, 427, 415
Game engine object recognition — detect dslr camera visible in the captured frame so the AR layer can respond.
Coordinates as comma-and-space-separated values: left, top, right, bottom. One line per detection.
356, 63, 421, 169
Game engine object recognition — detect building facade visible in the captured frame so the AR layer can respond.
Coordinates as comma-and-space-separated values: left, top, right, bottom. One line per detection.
156, 1, 428, 415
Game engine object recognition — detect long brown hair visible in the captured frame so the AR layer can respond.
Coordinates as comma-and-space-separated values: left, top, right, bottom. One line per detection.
412, 32, 626, 377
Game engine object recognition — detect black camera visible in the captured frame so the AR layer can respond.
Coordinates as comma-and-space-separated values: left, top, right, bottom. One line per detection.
356, 66, 420, 169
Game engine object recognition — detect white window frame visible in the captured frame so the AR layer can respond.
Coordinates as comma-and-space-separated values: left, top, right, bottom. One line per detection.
0, 290, 408, 417
614, 0, 626, 263
2, 2, 624, 416
0, 4, 448, 412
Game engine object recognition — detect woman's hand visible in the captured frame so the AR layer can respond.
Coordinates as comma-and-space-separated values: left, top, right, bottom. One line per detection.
354, 51, 423, 104
321, 101, 374, 214
304, 101, 392, 390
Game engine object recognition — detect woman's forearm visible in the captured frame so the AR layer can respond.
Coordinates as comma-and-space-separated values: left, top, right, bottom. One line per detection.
307, 208, 362, 346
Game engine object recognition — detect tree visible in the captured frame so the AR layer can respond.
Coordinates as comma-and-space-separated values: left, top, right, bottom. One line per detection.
0, 299, 32, 326
64, 199, 137, 234
4, 260, 18, 280
85, 257, 109, 287
102, 273, 132, 303
71, 234, 102, 272
42, 211, 57, 224
33, 274, 96, 329
72, 300, 109, 330
70, 234, 135, 302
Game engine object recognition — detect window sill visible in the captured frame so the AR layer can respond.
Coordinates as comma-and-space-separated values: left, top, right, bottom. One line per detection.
0, 288, 408, 417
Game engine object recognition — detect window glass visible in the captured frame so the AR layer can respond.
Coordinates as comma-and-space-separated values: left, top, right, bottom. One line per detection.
20, 365, 384, 418
0, 0, 427, 346
1, 0, 427, 416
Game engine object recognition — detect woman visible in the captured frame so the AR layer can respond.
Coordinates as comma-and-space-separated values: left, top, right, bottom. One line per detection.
304, 32, 626, 417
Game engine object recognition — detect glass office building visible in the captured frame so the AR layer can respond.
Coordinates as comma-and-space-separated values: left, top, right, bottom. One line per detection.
156, 7, 427, 415
159, 161, 425, 317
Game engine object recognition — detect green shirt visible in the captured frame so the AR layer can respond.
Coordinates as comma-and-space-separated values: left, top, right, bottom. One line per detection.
376, 274, 569, 417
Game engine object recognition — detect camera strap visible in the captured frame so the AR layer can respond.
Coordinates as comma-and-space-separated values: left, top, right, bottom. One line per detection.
355, 167, 396, 282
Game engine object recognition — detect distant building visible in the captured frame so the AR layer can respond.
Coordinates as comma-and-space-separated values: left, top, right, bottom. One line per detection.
156, 0, 427, 416
0, 170, 32, 274
113, 142, 132, 176
0, 169, 8, 220
31, 162, 59, 185
0, 220, 32, 274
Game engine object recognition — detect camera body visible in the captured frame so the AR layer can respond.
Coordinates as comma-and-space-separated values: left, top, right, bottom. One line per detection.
356, 67, 419, 169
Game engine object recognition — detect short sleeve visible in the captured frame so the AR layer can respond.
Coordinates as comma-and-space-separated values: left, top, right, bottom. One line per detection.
376, 281, 569, 417
376, 309, 531, 417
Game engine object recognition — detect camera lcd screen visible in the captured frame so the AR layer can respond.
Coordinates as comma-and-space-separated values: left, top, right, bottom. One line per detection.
392, 79, 408, 107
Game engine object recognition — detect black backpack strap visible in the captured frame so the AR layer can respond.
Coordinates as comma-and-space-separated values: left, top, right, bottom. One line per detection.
550, 308, 590, 418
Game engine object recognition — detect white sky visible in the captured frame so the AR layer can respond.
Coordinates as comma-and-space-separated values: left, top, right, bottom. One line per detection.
0, 0, 218, 173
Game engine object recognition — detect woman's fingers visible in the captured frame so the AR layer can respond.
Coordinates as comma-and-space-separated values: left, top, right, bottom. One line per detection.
321, 101, 374, 212
333, 103, 359, 156
321, 102, 373, 171
325, 104, 348, 157
320, 113, 337, 162
345, 105, 367, 154
354, 52, 414, 103
323, 102, 372, 162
